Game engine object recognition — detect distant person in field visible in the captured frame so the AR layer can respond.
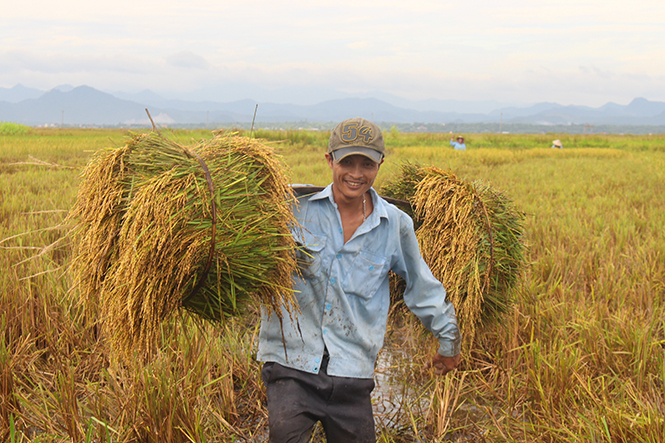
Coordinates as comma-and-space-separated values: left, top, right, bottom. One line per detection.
450, 134, 466, 150
552, 139, 563, 149
257, 117, 461, 443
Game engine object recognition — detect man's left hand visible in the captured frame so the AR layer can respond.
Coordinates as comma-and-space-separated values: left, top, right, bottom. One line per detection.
426, 353, 461, 376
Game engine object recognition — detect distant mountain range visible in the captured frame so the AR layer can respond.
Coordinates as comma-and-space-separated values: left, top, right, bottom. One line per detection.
1, 84, 665, 128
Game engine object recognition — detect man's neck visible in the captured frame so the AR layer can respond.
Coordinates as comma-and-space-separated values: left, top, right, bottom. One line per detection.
331, 186, 369, 243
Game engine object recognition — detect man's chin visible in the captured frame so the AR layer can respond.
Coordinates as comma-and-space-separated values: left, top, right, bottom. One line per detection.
334, 184, 367, 201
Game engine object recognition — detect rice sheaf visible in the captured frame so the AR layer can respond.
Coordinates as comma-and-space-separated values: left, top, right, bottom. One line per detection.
68, 131, 299, 357
381, 163, 527, 348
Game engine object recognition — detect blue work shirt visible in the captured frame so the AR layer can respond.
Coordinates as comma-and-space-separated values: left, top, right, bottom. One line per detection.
257, 184, 461, 379
450, 140, 466, 150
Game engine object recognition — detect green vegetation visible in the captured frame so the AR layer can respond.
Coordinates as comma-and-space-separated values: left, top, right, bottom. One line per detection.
0, 122, 31, 135
1, 129, 664, 442
381, 122, 665, 135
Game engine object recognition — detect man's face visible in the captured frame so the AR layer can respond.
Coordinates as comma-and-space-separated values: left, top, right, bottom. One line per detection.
457, 138, 464, 143
325, 153, 381, 202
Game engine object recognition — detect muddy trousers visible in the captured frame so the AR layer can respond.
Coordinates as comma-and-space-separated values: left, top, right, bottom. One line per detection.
261, 359, 376, 443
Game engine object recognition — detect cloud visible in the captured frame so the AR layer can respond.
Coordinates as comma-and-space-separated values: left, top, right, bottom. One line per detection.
0, 50, 154, 74
579, 65, 616, 80
347, 41, 369, 49
2, 0, 664, 106
165, 51, 211, 70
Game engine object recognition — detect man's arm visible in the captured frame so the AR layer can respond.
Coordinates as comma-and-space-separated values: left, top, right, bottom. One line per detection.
391, 213, 462, 374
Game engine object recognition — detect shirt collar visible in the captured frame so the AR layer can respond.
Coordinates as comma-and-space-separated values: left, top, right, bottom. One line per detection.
311, 183, 389, 222
309, 183, 333, 202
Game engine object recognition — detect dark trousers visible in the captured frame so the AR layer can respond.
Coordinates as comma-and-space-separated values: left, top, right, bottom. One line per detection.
261, 358, 376, 443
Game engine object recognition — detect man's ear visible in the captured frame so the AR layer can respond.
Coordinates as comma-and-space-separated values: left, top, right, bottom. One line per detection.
325, 153, 334, 169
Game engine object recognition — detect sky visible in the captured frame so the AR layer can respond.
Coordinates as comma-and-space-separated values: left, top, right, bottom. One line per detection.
2, 0, 665, 107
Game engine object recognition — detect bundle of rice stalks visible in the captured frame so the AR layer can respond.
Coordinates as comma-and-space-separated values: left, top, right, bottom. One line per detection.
379, 162, 423, 225
68, 131, 298, 357
382, 163, 526, 346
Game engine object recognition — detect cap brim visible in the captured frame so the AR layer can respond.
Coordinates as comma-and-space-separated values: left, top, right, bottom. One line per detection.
332, 146, 383, 163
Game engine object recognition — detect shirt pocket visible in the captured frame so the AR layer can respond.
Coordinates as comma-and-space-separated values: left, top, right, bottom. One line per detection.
295, 230, 327, 280
342, 250, 388, 300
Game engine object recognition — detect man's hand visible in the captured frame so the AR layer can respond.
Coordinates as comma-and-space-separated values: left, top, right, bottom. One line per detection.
426, 353, 461, 376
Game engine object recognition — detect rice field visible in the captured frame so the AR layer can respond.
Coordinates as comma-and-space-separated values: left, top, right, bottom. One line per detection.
1, 128, 664, 442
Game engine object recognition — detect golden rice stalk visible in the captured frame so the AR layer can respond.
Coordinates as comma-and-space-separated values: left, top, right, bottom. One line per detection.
382, 164, 526, 347
68, 132, 298, 357
68, 146, 131, 309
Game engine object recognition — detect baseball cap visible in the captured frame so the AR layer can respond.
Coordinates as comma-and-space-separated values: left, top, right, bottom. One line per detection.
328, 117, 385, 163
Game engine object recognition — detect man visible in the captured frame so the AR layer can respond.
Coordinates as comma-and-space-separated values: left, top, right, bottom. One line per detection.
450, 135, 466, 150
258, 117, 461, 443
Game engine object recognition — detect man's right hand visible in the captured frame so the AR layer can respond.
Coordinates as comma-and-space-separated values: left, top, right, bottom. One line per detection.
425, 352, 461, 376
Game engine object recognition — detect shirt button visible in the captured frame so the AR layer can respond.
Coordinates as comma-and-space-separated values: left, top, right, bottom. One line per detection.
315, 358, 321, 363
330, 278, 336, 284
313, 367, 318, 372
336, 253, 342, 259
339, 228, 343, 234
369, 265, 374, 271
323, 329, 328, 335
325, 303, 332, 310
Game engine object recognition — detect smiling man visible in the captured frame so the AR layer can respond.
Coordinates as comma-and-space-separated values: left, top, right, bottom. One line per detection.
257, 117, 461, 443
